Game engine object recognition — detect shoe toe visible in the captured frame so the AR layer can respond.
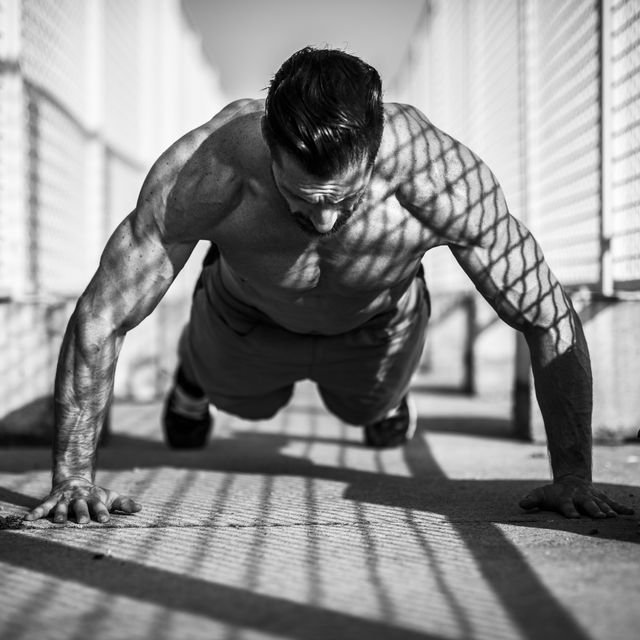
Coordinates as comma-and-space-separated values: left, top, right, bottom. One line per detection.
363, 395, 417, 449
162, 391, 213, 449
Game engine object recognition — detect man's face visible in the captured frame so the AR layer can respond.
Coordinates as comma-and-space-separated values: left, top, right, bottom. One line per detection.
271, 150, 372, 237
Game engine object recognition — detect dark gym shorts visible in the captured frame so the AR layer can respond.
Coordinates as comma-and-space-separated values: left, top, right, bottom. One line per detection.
179, 251, 430, 425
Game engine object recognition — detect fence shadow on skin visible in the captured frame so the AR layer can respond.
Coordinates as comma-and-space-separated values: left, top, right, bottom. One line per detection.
0, 106, 626, 639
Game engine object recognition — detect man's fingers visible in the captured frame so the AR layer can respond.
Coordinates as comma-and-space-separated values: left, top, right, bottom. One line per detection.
23, 497, 59, 521
558, 499, 580, 519
578, 498, 607, 519
23, 507, 44, 521
110, 495, 142, 514
594, 498, 618, 518
519, 482, 634, 519
519, 491, 542, 510
600, 496, 634, 516
53, 500, 69, 524
88, 499, 111, 523
588, 489, 634, 517
23, 486, 142, 524
72, 499, 90, 524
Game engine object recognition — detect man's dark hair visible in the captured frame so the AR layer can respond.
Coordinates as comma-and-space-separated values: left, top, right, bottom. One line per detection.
264, 46, 384, 177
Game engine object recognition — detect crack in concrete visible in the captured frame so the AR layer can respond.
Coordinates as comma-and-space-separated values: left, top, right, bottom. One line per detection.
9, 519, 373, 531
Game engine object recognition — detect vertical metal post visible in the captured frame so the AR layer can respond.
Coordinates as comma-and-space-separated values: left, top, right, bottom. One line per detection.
84, 0, 111, 443
463, 293, 476, 395
84, 0, 106, 263
0, 0, 29, 298
512, 0, 533, 439
513, 332, 532, 439
599, 0, 614, 296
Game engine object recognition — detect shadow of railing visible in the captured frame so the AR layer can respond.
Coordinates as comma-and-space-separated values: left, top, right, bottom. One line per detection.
0, 402, 637, 638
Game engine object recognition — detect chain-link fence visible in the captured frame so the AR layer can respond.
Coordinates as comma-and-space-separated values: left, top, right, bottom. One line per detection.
389, 0, 640, 437
391, 0, 639, 297
610, 0, 640, 289
0, 0, 226, 429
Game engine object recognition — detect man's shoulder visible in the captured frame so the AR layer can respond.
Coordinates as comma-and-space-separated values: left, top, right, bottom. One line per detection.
174, 98, 265, 174
378, 102, 434, 177
382, 102, 432, 133
155, 101, 266, 197
379, 102, 472, 178
203, 98, 265, 148
136, 99, 268, 241
152, 99, 263, 169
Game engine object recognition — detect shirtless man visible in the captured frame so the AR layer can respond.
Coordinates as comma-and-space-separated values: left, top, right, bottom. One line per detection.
25, 47, 633, 525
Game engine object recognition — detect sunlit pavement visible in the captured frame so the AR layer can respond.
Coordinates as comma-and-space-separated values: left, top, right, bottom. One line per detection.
0, 379, 638, 640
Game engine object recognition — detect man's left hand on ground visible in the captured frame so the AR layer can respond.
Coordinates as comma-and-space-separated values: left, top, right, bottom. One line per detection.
519, 475, 635, 519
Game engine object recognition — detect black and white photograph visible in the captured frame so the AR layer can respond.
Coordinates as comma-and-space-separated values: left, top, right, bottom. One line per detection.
0, 1, 638, 638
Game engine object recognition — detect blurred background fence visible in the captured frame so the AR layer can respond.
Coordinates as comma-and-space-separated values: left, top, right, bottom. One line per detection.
0, 0, 225, 438
0, 0, 638, 441
390, 0, 640, 440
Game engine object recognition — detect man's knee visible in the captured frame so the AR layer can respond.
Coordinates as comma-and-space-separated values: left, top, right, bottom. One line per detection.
213, 386, 294, 421
319, 388, 397, 426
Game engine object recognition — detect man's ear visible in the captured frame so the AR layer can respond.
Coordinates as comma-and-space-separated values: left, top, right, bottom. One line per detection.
261, 116, 281, 165
260, 116, 269, 145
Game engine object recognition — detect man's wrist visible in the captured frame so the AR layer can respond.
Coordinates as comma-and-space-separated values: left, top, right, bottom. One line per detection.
553, 471, 592, 484
53, 471, 93, 485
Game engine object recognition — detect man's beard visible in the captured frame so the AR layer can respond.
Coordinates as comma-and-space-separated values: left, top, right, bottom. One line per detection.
291, 209, 355, 237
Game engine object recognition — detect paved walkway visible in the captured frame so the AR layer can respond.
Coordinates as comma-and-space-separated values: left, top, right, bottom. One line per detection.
0, 380, 638, 640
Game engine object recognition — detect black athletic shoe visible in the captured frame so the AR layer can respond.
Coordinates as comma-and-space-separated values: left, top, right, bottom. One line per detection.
162, 387, 213, 449
363, 394, 417, 448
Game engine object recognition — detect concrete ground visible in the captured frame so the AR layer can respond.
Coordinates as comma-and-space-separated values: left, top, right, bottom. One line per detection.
0, 379, 639, 640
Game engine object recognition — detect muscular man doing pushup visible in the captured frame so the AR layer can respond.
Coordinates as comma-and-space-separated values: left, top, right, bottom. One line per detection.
25, 47, 633, 525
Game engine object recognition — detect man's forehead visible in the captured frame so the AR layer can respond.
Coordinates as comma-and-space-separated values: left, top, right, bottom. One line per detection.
274, 151, 371, 196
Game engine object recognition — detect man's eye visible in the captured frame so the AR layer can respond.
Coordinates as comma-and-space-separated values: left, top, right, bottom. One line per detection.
343, 194, 363, 211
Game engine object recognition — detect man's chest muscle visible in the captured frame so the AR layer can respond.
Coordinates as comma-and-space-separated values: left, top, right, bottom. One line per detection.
216, 205, 427, 295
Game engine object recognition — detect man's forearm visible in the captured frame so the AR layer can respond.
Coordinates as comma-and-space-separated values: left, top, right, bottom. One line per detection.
526, 311, 593, 481
52, 308, 121, 485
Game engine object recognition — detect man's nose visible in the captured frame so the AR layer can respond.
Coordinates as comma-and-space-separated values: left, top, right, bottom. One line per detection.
307, 207, 339, 233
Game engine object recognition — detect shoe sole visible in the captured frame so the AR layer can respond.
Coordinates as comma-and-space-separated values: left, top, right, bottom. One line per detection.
405, 393, 418, 442
162, 392, 217, 449
363, 393, 418, 448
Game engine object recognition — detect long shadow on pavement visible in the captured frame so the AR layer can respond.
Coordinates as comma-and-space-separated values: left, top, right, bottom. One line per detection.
0, 531, 442, 640
0, 409, 638, 640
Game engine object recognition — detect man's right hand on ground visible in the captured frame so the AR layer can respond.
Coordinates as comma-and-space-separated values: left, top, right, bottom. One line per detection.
23, 477, 141, 525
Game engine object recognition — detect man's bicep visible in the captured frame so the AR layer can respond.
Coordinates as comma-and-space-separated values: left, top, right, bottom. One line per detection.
449, 219, 572, 334
82, 209, 195, 334
394, 110, 575, 336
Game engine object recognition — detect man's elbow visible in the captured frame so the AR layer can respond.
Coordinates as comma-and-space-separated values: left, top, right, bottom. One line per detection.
73, 294, 124, 347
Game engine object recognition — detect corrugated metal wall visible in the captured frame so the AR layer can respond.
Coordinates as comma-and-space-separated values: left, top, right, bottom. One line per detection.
0, 0, 27, 297
391, 0, 640, 298
609, 0, 640, 289
526, 0, 602, 288
390, 0, 640, 436
21, 0, 93, 295
467, 0, 523, 218
0, 0, 226, 417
